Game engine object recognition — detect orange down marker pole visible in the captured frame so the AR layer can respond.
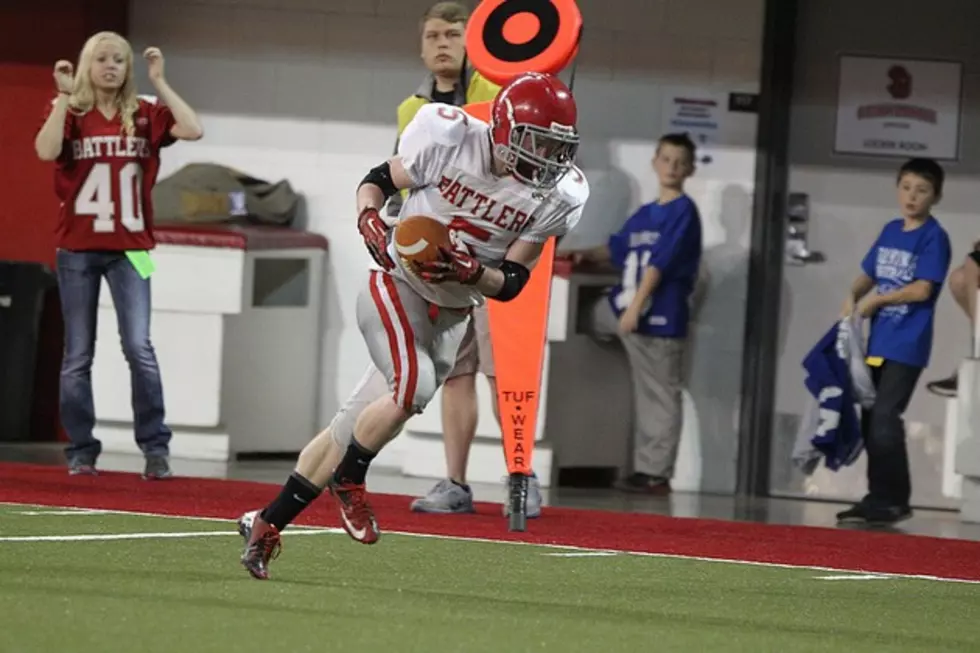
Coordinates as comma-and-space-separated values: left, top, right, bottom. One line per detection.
462, 101, 555, 477
486, 238, 557, 476
462, 0, 582, 480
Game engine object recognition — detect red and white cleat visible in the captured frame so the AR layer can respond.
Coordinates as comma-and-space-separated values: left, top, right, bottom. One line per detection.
327, 481, 380, 545
238, 510, 282, 580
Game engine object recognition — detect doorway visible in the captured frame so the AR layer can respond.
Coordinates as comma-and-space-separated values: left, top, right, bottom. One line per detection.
765, 0, 979, 509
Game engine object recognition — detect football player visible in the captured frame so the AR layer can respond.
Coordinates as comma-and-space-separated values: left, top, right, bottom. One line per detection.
237, 72, 589, 580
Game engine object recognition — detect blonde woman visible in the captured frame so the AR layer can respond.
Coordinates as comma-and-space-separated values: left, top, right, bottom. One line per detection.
34, 32, 202, 479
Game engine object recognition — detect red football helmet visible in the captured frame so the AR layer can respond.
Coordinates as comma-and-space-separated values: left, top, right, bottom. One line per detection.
490, 72, 579, 191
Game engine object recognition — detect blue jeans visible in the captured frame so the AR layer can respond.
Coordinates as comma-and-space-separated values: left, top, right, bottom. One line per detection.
56, 249, 172, 461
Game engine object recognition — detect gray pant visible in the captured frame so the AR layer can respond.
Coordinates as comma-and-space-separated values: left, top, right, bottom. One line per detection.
325, 270, 470, 452
356, 270, 470, 413
592, 297, 685, 479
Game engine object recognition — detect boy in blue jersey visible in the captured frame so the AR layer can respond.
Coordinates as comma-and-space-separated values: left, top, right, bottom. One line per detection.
837, 157, 952, 525
567, 133, 703, 495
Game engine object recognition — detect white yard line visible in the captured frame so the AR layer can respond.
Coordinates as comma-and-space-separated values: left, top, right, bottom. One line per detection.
0, 503, 326, 529
1, 531, 240, 543
814, 574, 891, 581
2, 501, 978, 585
13, 509, 114, 516
0, 529, 341, 543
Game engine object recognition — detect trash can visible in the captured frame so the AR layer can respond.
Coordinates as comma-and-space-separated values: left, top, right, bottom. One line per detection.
0, 261, 57, 442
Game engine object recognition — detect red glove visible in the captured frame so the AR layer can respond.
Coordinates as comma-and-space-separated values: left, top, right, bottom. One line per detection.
417, 246, 485, 285
358, 207, 394, 270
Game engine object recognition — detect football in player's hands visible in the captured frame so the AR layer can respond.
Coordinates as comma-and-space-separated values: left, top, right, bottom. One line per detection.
394, 215, 451, 268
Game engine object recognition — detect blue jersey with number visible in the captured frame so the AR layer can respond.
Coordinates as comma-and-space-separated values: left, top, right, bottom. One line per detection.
607, 195, 702, 338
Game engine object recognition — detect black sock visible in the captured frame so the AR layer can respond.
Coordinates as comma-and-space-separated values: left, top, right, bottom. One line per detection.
332, 438, 377, 486
260, 472, 322, 531
450, 479, 470, 492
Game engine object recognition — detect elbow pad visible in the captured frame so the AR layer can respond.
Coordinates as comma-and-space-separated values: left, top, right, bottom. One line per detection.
492, 260, 531, 302
359, 161, 398, 201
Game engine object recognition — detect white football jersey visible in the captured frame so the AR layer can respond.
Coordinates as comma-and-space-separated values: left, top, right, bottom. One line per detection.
384, 102, 590, 309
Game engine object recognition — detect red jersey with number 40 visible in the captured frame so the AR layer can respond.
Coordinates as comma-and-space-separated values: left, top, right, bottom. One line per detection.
44, 96, 176, 251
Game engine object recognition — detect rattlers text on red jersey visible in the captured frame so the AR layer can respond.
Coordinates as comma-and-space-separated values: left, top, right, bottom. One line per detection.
43, 96, 177, 252
385, 102, 590, 309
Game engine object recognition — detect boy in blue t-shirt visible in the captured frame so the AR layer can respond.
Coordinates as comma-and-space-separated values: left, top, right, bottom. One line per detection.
566, 133, 703, 495
836, 157, 952, 526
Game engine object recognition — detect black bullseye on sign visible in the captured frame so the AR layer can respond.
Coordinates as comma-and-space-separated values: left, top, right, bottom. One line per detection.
482, 0, 560, 63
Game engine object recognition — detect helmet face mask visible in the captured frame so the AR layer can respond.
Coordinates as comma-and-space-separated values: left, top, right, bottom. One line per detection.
502, 122, 578, 190
490, 73, 580, 192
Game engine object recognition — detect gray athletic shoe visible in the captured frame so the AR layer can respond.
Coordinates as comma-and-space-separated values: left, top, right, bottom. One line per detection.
142, 455, 173, 480
502, 473, 542, 519
410, 479, 475, 514
68, 458, 98, 476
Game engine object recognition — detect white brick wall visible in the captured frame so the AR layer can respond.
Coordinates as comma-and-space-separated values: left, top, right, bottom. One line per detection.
129, 0, 764, 467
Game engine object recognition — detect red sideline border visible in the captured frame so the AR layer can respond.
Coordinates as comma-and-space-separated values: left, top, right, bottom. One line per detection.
2, 462, 980, 582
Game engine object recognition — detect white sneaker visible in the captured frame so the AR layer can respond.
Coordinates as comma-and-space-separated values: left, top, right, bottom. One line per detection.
410, 479, 475, 514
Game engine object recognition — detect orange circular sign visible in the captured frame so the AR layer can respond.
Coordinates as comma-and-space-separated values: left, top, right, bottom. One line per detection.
465, 0, 582, 86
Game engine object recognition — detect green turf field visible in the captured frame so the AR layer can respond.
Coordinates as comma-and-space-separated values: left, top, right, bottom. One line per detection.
0, 502, 977, 653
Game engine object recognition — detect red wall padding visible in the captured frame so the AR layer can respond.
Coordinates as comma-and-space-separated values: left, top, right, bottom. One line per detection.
0, 1, 128, 442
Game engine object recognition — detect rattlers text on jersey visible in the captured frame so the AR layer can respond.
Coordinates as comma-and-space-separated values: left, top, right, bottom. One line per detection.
386, 103, 590, 309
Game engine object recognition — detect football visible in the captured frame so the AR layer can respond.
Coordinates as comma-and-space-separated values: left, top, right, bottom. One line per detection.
393, 215, 451, 268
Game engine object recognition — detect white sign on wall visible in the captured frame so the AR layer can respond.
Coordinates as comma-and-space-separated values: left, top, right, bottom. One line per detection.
660, 86, 760, 168
662, 92, 722, 165
834, 55, 963, 160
